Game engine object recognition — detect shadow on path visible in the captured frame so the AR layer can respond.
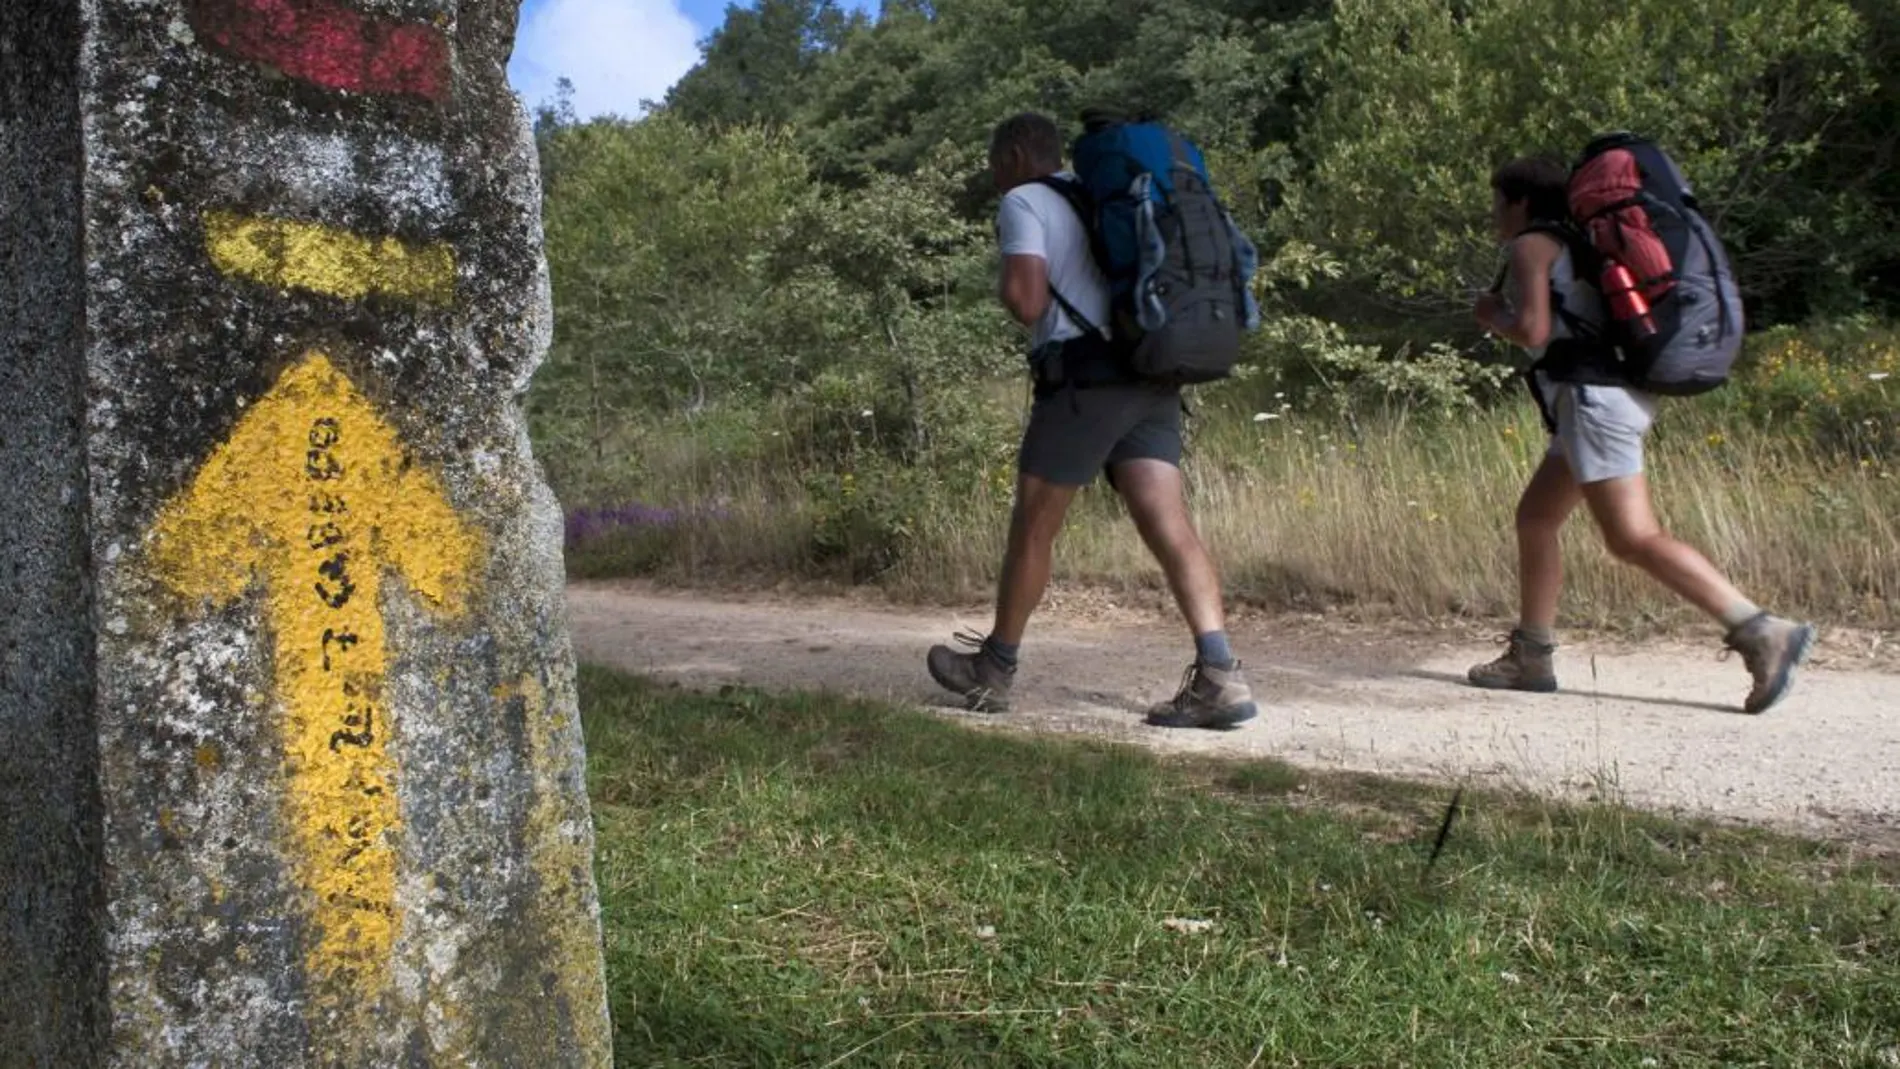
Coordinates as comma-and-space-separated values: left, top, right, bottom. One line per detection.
1401, 669, 1742, 716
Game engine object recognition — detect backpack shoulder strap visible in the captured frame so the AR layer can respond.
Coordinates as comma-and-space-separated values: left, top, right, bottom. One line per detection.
1519, 219, 1588, 250
1490, 221, 1581, 293
1519, 220, 1600, 274
1045, 282, 1106, 340
1029, 175, 1091, 224
1500, 221, 1604, 342
1021, 177, 1107, 338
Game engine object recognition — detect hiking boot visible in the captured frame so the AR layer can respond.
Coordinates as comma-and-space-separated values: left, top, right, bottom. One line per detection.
927, 631, 1015, 712
1145, 661, 1258, 730
1467, 630, 1558, 693
1724, 613, 1817, 715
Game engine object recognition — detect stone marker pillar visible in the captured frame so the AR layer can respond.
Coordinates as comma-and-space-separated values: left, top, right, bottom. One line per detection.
1, 1, 613, 1065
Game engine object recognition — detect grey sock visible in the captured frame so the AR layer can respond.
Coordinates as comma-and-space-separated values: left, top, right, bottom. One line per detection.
982, 636, 1020, 670
1194, 630, 1236, 668
1719, 601, 1764, 631
1517, 625, 1555, 648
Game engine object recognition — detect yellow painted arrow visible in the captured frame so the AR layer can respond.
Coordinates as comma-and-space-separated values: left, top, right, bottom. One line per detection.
148, 352, 480, 1007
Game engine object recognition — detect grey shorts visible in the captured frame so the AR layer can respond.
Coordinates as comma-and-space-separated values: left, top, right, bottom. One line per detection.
1018, 382, 1184, 487
1540, 380, 1659, 484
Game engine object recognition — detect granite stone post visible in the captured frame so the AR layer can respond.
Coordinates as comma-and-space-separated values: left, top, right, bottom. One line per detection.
0, 0, 612, 1064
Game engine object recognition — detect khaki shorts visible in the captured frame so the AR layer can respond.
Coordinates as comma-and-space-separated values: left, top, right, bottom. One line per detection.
1539, 380, 1659, 484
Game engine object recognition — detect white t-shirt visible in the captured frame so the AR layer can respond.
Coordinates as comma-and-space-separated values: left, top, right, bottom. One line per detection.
996, 173, 1113, 350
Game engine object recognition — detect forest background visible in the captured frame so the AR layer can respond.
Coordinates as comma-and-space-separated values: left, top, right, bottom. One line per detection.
527, 0, 1900, 631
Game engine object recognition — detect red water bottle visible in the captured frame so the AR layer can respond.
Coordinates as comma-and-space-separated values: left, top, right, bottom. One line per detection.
1601, 261, 1658, 340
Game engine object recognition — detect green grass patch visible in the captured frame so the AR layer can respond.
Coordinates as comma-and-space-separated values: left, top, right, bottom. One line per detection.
584, 666, 1900, 1067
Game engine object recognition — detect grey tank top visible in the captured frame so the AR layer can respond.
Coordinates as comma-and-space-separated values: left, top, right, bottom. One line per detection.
1523, 245, 1655, 410
1525, 245, 1605, 363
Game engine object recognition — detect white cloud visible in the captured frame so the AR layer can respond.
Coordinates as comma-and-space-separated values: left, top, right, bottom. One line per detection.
510, 0, 701, 120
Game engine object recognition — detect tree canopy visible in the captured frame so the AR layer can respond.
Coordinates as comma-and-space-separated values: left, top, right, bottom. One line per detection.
527, 0, 1900, 495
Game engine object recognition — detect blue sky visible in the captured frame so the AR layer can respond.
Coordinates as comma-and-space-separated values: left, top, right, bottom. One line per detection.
509, 0, 879, 120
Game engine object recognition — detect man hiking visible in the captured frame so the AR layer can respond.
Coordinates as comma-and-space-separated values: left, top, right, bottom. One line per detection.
1469, 156, 1816, 713
924, 111, 1258, 730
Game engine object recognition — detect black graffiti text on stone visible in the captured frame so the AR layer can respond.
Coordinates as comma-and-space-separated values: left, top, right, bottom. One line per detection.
309, 418, 341, 449
305, 418, 343, 480
336, 811, 376, 865
329, 702, 375, 752
308, 491, 349, 515
305, 415, 378, 777
315, 552, 355, 608
320, 628, 359, 671
306, 450, 343, 481
332, 677, 376, 752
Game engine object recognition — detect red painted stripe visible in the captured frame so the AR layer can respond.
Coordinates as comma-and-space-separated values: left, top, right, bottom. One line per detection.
188, 0, 450, 101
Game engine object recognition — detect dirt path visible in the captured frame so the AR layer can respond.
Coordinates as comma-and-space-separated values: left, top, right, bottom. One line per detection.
567, 582, 1900, 844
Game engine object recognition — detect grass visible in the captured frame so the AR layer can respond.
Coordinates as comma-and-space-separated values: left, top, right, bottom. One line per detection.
564, 389, 1900, 632
583, 665, 1900, 1067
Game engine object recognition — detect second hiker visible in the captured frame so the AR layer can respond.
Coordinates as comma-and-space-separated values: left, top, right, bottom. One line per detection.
1469, 148, 1816, 713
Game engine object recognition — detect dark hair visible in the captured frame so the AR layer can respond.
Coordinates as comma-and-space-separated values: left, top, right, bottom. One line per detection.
990, 112, 1064, 171
1491, 156, 1571, 224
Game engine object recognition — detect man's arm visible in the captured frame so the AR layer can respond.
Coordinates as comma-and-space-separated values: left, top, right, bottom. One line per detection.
1000, 254, 1051, 327
996, 192, 1051, 328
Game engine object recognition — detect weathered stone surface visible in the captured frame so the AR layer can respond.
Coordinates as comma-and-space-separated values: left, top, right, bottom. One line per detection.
1, 2, 111, 1065
1, 1, 612, 1065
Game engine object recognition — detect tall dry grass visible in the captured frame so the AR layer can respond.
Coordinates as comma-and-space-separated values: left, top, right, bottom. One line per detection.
564, 389, 1900, 632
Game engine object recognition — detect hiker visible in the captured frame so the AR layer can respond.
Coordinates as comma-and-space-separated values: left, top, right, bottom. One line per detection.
1468, 155, 1816, 713
923, 111, 1258, 730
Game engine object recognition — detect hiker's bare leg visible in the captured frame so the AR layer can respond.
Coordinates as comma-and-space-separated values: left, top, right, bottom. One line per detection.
1113, 458, 1225, 636
1582, 473, 1750, 621
1117, 457, 1257, 727
1468, 453, 1577, 691
990, 473, 1079, 645
1517, 453, 1584, 630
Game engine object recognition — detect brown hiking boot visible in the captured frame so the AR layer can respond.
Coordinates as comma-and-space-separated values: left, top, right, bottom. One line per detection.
1467, 631, 1558, 693
1724, 613, 1817, 715
927, 631, 1015, 712
1145, 661, 1258, 730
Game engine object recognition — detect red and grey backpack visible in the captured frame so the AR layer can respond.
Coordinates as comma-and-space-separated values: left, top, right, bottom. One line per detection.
1565, 133, 1744, 395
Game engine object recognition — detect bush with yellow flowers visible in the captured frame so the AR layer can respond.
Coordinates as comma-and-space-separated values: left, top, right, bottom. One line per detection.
1719, 320, 1900, 460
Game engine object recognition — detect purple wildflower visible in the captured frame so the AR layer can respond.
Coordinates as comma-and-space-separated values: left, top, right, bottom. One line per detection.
564, 501, 732, 549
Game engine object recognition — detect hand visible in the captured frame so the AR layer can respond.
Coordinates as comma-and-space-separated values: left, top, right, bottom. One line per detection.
1473, 292, 1504, 331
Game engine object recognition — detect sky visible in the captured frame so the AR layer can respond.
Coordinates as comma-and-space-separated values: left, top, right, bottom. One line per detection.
509, 0, 880, 121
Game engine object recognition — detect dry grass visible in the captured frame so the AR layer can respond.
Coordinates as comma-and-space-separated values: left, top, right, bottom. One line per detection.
565, 393, 1900, 632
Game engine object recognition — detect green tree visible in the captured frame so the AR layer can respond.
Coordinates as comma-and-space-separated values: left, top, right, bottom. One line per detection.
529, 111, 1014, 495
1284, 0, 1877, 327
665, 0, 867, 128
531, 0, 1900, 508
790, 143, 1016, 456
792, 0, 1325, 183
531, 116, 825, 470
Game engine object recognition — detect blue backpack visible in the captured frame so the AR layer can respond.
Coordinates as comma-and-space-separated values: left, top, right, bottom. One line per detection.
1039, 114, 1260, 385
